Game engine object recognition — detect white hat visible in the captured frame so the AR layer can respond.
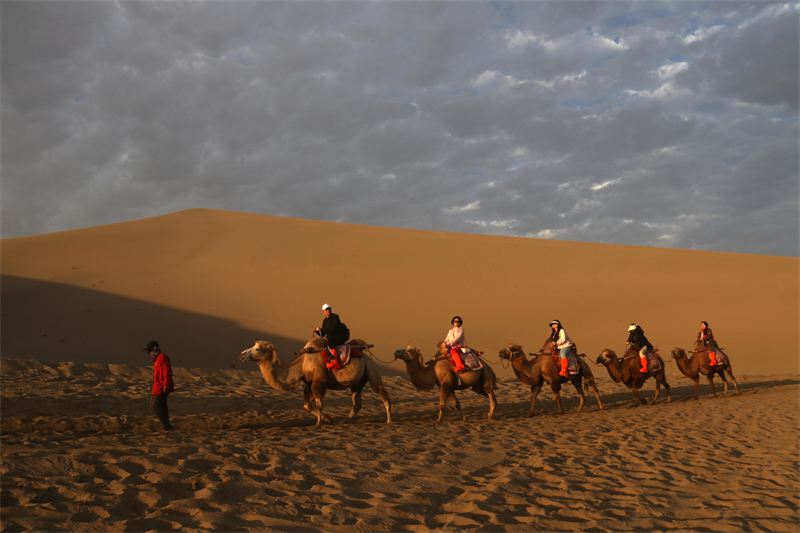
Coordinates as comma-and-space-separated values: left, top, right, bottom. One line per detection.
628, 323, 637, 331
322, 303, 332, 310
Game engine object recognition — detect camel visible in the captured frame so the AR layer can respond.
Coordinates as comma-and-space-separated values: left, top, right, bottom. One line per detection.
498, 339, 603, 417
595, 344, 671, 406
239, 337, 392, 426
671, 339, 740, 399
393, 343, 497, 422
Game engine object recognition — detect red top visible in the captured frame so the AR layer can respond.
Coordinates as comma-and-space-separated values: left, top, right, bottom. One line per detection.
152, 352, 175, 395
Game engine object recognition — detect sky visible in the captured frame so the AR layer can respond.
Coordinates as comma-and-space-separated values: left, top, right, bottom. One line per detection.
2, 1, 798, 256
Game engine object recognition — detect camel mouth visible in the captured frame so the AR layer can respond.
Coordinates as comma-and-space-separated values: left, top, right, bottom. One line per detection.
393, 349, 410, 361
497, 349, 510, 360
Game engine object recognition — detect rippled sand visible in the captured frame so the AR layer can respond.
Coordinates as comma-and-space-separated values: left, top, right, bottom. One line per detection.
2, 358, 798, 532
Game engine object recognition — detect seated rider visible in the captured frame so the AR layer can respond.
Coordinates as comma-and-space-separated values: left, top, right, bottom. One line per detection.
444, 316, 468, 373
697, 321, 718, 366
313, 304, 350, 368
549, 320, 573, 377
626, 323, 654, 373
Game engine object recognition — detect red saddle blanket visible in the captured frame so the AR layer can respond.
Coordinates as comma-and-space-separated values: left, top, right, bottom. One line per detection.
321, 343, 363, 368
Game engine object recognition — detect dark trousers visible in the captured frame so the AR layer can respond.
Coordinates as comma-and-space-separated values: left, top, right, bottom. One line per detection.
151, 393, 172, 429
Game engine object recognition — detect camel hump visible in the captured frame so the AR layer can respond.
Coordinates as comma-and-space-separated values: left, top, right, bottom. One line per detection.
347, 339, 373, 349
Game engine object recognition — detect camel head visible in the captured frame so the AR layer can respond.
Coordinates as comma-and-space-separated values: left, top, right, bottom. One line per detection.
596, 349, 616, 366
240, 341, 275, 363
672, 347, 687, 360
436, 341, 449, 356
498, 343, 524, 361
394, 346, 423, 363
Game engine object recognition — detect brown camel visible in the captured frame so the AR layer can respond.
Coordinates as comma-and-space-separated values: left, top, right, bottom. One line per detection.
595, 344, 671, 406
672, 339, 740, 399
498, 338, 603, 417
239, 337, 392, 426
393, 343, 497, 422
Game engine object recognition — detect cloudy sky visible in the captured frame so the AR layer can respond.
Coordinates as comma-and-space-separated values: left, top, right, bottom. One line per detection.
2, 1, 798, 256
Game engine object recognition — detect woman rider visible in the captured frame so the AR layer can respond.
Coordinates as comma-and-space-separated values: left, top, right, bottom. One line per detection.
697, 321, 718, 366
549, 320, 573, 377
444, 316, 468, 373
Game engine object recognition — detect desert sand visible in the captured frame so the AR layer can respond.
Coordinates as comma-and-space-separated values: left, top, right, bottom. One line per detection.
2, 208, 799, 531
1, 358, 798, 532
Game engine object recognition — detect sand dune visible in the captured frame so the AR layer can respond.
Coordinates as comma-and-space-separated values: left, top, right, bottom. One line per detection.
2, 209, 799, 531
1, 359, 798, 532
2, 208, 798, 376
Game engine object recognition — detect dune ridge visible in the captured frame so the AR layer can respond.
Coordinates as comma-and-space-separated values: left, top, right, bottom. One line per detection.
2, 208, 797, 377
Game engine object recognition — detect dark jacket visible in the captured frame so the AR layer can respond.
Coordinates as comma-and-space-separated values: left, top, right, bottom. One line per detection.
321, 313, 349, 348
697, 328, 715, 346
626, 326, 654, 351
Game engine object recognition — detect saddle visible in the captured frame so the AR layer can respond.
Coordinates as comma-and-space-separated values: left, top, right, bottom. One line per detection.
645, 349, 662, 372
444, 347, 484, 373
550, 345, 580, 375
322, 341, 364, 370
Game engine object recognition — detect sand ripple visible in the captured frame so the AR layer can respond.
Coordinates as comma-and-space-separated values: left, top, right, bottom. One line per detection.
2, 359, 798, 531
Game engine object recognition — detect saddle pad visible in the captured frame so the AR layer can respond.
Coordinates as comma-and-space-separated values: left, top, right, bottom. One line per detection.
646, 353, 662, 372
462, 349, 483, 372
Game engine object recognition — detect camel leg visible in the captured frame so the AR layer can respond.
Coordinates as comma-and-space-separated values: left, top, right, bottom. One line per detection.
662, 375, 672, 403
485, 381, 497, 420
584, 377, 603, 410
724, 366, 741, 396
706, 374, 718, 398
551, 382, 564, 415
348, 388, 363, 419
632, 386, 646, 406
371, 383, 393, 423
692, 378, 700, 400
311, 381, 331, 426
719, 370, 730, 397
437, 386, 449, 422
452, 393, 465, 421
653, 378, 661, 404
365, 365, 392, 423
303, 384, 314, 413
529, 384, 542, 418
570, 377, 586, 413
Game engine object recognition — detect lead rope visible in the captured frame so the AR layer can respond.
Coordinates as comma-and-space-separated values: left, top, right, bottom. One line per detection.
200, 354, 242, 384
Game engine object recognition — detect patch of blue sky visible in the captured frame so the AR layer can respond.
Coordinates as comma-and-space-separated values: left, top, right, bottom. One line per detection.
452, 87, 479, 97
561, 100, 595, 110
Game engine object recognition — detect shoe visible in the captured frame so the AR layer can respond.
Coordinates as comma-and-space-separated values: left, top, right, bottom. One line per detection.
639, 359, 648, 373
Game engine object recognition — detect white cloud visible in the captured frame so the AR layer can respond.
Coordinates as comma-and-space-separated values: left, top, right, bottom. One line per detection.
443, 201, 480, 214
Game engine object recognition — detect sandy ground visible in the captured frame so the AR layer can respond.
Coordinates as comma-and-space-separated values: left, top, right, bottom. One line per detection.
2, 357, 798, 532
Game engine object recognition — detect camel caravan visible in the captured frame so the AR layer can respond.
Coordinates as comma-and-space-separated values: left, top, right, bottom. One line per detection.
238, 309, 740, 426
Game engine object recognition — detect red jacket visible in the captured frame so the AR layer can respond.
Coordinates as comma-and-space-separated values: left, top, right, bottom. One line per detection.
152, 352, 175, 395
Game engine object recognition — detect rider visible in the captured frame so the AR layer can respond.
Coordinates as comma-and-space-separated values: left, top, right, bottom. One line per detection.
313, 304, 350, 368
549, 320, 573, 377
444, 316, 468, 373
626, 324, 654, 373
697, 321, 718, 366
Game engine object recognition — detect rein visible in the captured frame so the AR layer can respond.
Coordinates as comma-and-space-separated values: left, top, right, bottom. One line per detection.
200, 354, 242, 383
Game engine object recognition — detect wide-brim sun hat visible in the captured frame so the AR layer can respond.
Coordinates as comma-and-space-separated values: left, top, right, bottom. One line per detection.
549, 320, 561, 326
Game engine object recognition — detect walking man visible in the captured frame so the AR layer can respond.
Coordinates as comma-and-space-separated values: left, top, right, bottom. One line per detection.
144, 341, 174, 430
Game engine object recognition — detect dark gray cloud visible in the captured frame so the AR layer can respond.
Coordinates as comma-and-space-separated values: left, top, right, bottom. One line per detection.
2, 1, 797, 256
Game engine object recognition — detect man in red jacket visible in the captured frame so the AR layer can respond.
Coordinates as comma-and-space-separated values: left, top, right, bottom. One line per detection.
144, 341, 174, 430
